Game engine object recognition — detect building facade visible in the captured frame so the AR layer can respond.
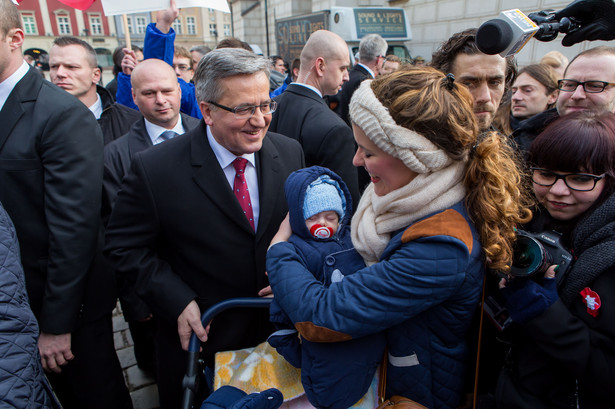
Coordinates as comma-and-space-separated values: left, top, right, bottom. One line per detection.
16, 0, 231, 71
230, 0, 609, 65
15, 0, 613, 70
19, 0, 118, 68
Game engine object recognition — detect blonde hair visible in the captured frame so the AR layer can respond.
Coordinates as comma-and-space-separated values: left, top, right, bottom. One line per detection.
370, 67, 532, 272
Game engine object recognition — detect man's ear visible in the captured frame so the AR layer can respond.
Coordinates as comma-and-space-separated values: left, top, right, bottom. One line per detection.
7, 27, 25, 51
92, 66, 101, 85
200, 101, 214, 126
547, 90, 559, 105
314, 57, 326, 78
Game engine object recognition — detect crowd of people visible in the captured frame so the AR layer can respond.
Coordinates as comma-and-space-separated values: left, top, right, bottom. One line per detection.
1, 0, 615, 408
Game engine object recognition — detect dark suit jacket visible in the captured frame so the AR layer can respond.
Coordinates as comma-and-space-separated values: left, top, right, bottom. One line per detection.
0, 67, 111, 333
270, 83, 360, 206
103, 113, 201, 224
103, 113, 201, 321
104, 121, 304, 362
337, 64, 372, 127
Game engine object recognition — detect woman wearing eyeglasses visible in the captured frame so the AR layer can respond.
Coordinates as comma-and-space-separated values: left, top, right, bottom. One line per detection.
496, 111, 615, 409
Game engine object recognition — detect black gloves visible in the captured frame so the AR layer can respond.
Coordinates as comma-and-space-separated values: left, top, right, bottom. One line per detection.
555, 0, 615, 46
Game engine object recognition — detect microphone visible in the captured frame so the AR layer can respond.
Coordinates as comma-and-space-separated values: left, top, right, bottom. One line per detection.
476, 9, 580, 56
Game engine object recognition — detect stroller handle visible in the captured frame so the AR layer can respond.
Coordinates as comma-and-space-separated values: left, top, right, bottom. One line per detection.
182, 297, 273, 409
188, 297, 273, 352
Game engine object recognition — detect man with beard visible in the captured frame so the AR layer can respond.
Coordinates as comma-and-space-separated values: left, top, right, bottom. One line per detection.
431, 28, 516, 133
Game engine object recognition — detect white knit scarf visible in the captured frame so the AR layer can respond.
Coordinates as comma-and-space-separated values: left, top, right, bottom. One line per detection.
349, 80, 468, 264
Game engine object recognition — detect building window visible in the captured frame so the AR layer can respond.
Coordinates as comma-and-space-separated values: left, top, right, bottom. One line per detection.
172, 17, 182, 34
135, 16, 147, 34
21, 13, 37, 35
223, 24, 230, 37
95, 48, 113, 67
186, 16, 196, 35
89, 15, 102, 35
57, 14, 71, 35
209, 24, 217, 37
126, 16, 133, 34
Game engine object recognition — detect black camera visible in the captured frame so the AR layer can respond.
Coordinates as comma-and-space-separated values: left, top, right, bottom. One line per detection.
510, 230, 573, 279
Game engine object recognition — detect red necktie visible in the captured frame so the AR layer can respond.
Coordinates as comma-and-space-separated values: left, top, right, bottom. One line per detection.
233, 158, 255, 231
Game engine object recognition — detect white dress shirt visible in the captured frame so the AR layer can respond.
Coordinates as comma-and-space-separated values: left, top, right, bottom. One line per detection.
207, 126, 260, 230
0, 61, 29, 112
145, 117, 186, 145
88, 93, 103, 120
294, 82, 323, 98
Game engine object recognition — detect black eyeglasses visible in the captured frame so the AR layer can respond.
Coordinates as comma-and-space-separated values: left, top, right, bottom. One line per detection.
207, 100, 277, 119
557, 79, 615, 93
530, 167, 606, 191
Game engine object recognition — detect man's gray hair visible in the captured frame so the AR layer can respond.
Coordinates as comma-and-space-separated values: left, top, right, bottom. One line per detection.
194, 48, 270, 103
190, 45, 211, 56
359, 34, 387, 63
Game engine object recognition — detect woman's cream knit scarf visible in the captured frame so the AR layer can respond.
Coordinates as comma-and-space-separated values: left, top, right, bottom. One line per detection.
349, 80, 467, 265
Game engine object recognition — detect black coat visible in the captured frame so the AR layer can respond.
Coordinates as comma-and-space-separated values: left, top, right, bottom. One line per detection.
510, 108, 559, 161
270, 83, 360, 205
497, 196, 615, 409
97, 85, 142, 145
102, 113, 201, 321
336, 64, 372, 127
0, 67, 113, 333
102, 113, 201, 223
104, 121, 305, 362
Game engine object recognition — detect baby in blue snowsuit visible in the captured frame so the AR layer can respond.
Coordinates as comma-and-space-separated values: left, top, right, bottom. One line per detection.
268, 166, 385, 409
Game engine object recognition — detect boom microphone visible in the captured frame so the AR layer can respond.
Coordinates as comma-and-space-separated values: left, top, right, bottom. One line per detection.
476, 9, 580, 56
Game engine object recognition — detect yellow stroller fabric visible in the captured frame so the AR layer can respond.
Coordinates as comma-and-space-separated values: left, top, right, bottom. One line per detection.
214, 341, 379, 408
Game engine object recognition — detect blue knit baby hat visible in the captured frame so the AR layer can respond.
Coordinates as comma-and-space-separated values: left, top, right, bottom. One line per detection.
302, 177, 344, 221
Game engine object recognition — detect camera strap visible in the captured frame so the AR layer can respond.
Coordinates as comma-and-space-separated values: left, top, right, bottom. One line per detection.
472, 275, 487, 409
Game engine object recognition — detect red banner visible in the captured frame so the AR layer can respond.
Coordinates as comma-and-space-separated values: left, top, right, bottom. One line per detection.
57, 0, 96, 10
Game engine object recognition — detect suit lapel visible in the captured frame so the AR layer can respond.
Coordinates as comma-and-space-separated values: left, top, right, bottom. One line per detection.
128, 119, 153, 157
255, 134, 284, 241
0, 68, 39, 152
190, 123, 255, 234
127, 114, 199, 157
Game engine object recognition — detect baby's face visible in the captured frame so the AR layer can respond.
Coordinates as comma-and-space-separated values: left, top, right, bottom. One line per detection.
305, 210, 339, 235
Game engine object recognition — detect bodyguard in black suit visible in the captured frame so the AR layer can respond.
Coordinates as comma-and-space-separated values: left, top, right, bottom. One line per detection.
0, 2, 131, 408
270, 30, 360, 206
105, 48, 304, 408
103, 59, 201, 373
49, 36, 141, 145
335, 34, 388, 127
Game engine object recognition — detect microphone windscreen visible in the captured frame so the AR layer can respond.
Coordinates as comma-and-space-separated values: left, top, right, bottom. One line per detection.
476, 19, 513, 55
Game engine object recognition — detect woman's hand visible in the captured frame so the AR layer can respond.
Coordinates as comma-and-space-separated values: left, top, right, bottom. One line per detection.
499, 265, 559, 323
269, 213, 291, 248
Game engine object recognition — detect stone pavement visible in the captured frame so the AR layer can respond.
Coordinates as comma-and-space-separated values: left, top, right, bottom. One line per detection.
112, 302, 160, 409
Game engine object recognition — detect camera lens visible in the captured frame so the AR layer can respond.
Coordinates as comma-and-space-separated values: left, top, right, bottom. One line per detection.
511, 235, 549, 278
